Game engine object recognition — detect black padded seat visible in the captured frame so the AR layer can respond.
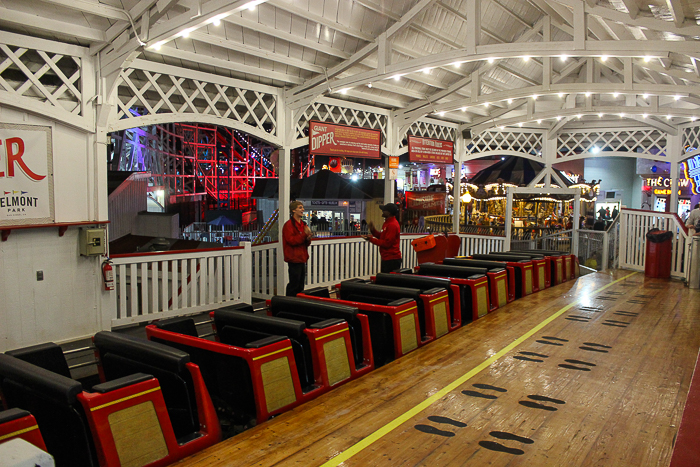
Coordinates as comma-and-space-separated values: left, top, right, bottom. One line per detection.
213, 310, 314, 390
471, 253, 531, 263
302, 287, 331, 298
155, 316, 199, 337
374, 273, 451, 293
445, 258, 507, 272
216, 302, 255, 313
0, 408, 31, 424
515, 250, 565, 256
417, 263, 488, 280
270, 296, 364, 367
0, 350, 96, 467
339, 281, 439, 340
7, 342, 72, 379
93, 332, 200, 442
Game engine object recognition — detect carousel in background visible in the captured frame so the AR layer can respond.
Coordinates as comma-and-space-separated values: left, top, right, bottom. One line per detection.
447, 157, 600, 239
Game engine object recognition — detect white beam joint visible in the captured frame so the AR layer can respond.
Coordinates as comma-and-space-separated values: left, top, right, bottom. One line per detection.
573, 2, 586, 50
466, 0, 481, 54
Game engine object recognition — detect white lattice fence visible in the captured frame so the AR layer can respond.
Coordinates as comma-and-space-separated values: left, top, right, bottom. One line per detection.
467, 130, 543, 157
0, 32, 88, 129
115, 66, 277, 136
399, 120, 456, 149
558, 129, 666, 158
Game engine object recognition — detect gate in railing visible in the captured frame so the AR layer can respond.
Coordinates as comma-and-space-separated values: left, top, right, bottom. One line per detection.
111, 244, 251, 327
619, 209, 690, 279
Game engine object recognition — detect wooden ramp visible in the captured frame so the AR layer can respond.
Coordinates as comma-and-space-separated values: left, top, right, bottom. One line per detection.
174, 270, 700, 467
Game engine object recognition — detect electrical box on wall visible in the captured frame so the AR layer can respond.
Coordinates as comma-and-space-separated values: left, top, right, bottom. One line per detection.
79, 228, 106, 256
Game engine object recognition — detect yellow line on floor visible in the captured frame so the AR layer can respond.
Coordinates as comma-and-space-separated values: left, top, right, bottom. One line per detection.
320, 271, 638, 467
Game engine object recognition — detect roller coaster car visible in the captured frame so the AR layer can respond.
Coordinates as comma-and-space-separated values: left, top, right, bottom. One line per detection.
0, 334, 220, 467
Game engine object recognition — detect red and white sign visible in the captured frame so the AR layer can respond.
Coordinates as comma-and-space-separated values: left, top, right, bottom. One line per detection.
309, 121, 381, 159
408, 136, 454, 163
405, 191, 446, 212
0, 124, 54, 226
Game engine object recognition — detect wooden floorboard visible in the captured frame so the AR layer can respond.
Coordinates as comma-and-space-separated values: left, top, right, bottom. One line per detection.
174, 270, 700, 467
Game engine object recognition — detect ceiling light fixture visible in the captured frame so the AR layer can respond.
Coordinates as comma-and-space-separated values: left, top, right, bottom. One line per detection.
532, 94, 538, 100
692, 116, 698, 122
367, 82, 372, 88
557, 116, 562, 121
599, 113, 604, 118
601, 55, 608, 61
213, 18, 221, 26
558, 92, 564, 98
667, 114, 672, 120
560, 55, 567, 61
508, 99, 513, 104
585, 92, 591, 97
644, 56, 651, 63
484, 102, 490, 107
461, 107, 466, 112
642, 113, 648, 118
523, 56, 530, 62
674, 95, 681, 101
612, 92, 619, 98
488, 57, 495, 64
393, 75, 401, 81
620, 113, 625, 118
643, 93, 649, 99
537, 119, 542, 124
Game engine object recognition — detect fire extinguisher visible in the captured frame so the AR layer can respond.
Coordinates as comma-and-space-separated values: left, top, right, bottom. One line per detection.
102, 259, 115, 291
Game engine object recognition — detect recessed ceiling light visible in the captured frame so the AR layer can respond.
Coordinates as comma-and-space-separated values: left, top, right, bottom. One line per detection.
585, 92, 591, 97
523, 56, 530, 62
558, 92, 564, 98
537, 119, 542, 124
461, 107, 467, 112
508, 99, 513, 104
643, 94, 649, 99
560, 55, 567, 61
642, 113, 648, 118
644, 56, 651, 63
612, 92, 619, 98
488, 57, 495, 64
601, 55, 608, 61
393, 75, 401, 81
484, 102, 490, 108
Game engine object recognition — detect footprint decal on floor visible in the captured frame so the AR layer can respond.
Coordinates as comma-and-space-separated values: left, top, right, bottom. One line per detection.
596, 296, 618, 301
602, 319, 628, 328
541, 336, 568, 342
559, 363, 591, 371
564, 359, 596, 367
463, 383, 507, 399
579, 342, 611, 353
478, 431, 533, 455
513, 355, 544, 362
519, 351, 549, 358
614, 311, 638, 317
578, 306, 604, 312
472, 383, 507, 392
514, 350, 548, 362
519, 394, 566, 411
414, 416, 466, 437
626, 299, 648, 304
565, 315, 591, 323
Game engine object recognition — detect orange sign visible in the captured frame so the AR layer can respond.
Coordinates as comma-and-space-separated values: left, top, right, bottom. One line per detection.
389, 156, 399, 169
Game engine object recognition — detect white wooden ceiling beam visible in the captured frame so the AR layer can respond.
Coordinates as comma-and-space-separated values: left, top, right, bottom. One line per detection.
665, 0, 686, 28
552, 0, 700, 37
155, 45, 304, 84
471, 106, 688, 134
619, 0, 640, 19
0, 7, 105, 42
187, 31, 324, 73
267, 1, 375, 42
488, 0, 533, 29
39, 0, 129, 21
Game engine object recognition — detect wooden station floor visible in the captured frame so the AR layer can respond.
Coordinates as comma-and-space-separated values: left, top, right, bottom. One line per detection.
175, 270, 700, 467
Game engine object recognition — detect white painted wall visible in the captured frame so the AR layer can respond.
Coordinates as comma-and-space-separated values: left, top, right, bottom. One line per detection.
584, 157, 637, 209
0, 107, 106, 352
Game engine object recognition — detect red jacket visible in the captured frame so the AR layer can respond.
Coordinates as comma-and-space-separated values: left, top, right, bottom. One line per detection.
369, 216, 402, 260
282, 218, 311, 263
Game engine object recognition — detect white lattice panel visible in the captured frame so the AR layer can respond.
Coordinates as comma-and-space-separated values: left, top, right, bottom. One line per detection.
683, 125, 700, 153
295, 102, 387, 142
467, 130, 543, 157
116, 68, 277, 137
558, 129, 666, 158
0, 43, 82, 115
399, 121, 456, 148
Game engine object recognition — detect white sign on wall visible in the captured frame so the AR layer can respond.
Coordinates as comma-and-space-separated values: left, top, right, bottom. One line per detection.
0, 124, 54, 226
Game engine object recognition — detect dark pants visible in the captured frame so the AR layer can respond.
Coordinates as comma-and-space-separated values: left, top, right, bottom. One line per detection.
286, 262, 306, 296
381, 258, 403, 274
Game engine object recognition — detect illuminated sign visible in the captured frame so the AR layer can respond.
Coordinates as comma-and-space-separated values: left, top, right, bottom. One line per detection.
644, 176, 690, 188
682, 155, 700, 194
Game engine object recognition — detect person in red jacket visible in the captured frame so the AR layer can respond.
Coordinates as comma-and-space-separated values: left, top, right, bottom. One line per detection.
282, 200, 312, 296
363, 203, 402, 273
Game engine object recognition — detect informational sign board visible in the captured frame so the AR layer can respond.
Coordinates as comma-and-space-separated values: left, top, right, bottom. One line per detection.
309, 121, 381, 159
0, 124, 54, 226
389, 156, 399, 168
405, 191, 446, 212
408, 135, 454, 163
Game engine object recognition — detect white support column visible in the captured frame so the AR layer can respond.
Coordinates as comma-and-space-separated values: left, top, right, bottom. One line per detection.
277, 146, 291, 295
453, 134, 464, 233
505, 187, 513, 251
572, 193, 580, 257
669, 133, 681, 213
544, 136, 558, 187
384, 113, 397, 205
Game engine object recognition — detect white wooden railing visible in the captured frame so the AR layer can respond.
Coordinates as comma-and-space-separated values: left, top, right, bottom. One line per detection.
619, 208, 690, 279
111, 244, 252, 327
251, 233, 506, 299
